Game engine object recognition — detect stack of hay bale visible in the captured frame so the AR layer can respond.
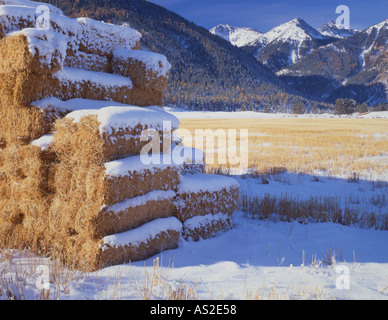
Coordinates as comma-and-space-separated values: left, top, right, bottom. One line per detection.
0, 0, 240, 271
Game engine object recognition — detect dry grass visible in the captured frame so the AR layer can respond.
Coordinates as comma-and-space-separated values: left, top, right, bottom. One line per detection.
177, 118, 388, 178
241, 192, 388, 230
178, 117, 388, 230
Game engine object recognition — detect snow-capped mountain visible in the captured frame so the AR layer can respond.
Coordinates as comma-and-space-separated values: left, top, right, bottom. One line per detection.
209, 24, 263, 47
318, 20, 359, 38
210, 18, 334, 72
279, 19, 388, 105
254, 18, 325, 46
252, 18, 334, 71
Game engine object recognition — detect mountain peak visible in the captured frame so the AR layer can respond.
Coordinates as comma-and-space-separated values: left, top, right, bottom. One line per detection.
290, 17, 306, 24
318, 20, 359, 38
258, 17, 324, 46
210, 24, 263, 47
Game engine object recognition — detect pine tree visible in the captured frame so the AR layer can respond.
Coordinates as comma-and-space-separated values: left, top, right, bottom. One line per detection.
293, 101, 305, 114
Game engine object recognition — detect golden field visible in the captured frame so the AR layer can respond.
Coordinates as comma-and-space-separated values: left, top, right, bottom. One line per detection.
176, 118, 388, 179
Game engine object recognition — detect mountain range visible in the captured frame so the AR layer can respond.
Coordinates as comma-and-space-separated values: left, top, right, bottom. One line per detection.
279, 19, 388, 105
32, 1, 388, 108
211, 18, 387, 106
211, 18, 356, 71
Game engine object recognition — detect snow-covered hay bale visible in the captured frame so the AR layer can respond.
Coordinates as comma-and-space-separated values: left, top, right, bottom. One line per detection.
89, 190, 176, 238
103, 156, 181, 205
44, 68, 163, 107
174, 174, 240, 222
76, 18, 141, 57
50, 154, 181, 238
50, 217, 182, 271
113, 49, 171, 92
182, 213, 233, 242
65, 51, 111, 73
172, 146, 206, 174
53, 154, 181, 206
171, 146, 205, 175
53, 106, 180, 163
0, 28, 66, 74
0, 4, 141, 56
2, 66, 162, 107
0, 0, 63, 15
0, 28, 66, 106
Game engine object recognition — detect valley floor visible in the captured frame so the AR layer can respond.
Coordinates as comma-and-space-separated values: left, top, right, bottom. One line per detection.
1, 111, 388, 300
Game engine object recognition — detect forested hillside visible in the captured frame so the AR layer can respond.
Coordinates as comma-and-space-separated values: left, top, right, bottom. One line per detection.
39, 0, 323, 111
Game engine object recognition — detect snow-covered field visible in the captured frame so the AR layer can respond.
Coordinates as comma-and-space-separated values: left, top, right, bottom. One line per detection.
2, 208, 388, 300
1, 110, 388, 300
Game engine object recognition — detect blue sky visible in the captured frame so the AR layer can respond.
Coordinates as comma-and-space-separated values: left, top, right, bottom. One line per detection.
148, 0, 388, 32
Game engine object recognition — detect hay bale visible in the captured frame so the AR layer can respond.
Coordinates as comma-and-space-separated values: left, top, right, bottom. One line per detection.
0, 5, 141, 56
65, 51, 112, 73
45, 67, 163, 107
0, 29, 66, 106
0, 102, 60, 145
0, 0, 64, 16
174, 174, 240, 222
53, 106, 180, 163
76, 17, 141, 57
0, 5, 37, 35
0, 137, 5, 149
112, 49, 171, 92
0, 70, 49, 106
92, 190, 176, 239
1, 143, 56, 196
53, 154, 181, 204
182, 213, 233, 242
1, 65, 163, 106
103, 155, 181, 205
171, 145, 205, 174
0, 143, 56, 252
51, 217, 182, 271
49, 154, 181, 238
0, 28, 66, 74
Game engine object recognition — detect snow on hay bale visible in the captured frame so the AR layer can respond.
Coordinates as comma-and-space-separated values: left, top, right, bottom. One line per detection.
182, 213, 233, 242
65, 51, 111, 73
0, 28, 66, 109
172, 145, 206, 174
0, 28, 66, 74
53, 106, 180, 163
85, 190, 176, 239
48, 151, 181, 270
174, 174, 240, 222
0, 4, 141, 57
50, 217, 182, 271
0, 6, 166, 106
112, 48, 171, 92
2, 65, 158, 106
50, 153, 181, 235
0, 29, 63, 144
49, 68, 163, 106
0, 0, 63, 16
0, 0, 240, 268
